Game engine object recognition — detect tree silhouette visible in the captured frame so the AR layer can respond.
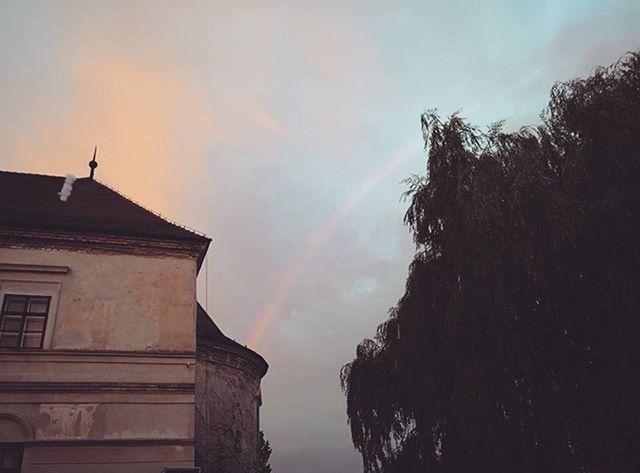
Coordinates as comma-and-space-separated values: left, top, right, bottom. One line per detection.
259, 430, 273, 473
341, 51, 640, 473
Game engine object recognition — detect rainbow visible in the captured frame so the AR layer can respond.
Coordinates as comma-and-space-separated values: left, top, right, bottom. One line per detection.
245, 140, 422, 348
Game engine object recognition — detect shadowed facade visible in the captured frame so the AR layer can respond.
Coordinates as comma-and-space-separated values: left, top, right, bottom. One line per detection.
0, 170, 267, 473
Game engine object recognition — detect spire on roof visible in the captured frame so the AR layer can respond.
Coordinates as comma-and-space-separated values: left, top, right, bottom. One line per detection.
88, 146, 98, 179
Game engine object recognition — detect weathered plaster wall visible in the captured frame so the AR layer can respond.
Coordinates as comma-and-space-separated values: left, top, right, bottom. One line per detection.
22, 444, 195, 473
0, 246, 199, 472
195, 345, 263, 473
0, 396, 193, 442
0, 247, 197, 352
0, 351, 195, 384
0, 401, 193, 441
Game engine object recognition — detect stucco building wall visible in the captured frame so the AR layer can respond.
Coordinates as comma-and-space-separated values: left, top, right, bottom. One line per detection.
0, 246, 198, 472
0, 171, 268, 473
0, 247, 197, 352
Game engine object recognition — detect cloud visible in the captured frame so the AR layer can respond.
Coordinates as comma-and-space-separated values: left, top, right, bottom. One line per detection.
6, 54, 216, 216
4, 3, 639, 473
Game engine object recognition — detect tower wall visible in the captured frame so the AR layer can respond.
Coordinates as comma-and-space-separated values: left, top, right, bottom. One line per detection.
195, 341, 266, 473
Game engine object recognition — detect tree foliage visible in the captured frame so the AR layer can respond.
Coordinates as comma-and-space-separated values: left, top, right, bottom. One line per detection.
341, 51, 640, 473
259, 430, 273, 473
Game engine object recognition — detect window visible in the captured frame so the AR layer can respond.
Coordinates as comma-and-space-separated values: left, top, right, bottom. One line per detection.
0, 444, 23, 473
0, 295, 50, 350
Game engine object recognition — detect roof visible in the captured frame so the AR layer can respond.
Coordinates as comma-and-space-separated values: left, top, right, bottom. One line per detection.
196, 303, 268, 376
196, 303, 228, 342
0, 171, 209, 244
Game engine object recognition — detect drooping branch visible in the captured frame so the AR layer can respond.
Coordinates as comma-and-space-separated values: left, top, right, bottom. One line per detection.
342, 51, 640, 473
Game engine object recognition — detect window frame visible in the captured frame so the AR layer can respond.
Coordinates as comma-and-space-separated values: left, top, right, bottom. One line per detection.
0, 443, 23, 473
0, 266, 64, 351
0, 294, 52, 350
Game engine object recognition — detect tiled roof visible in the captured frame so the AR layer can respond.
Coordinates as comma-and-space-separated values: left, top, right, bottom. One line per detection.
0, 171, 209, 243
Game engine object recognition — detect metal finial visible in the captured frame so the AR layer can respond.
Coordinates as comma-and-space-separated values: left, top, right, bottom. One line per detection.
89, 146, 98, 179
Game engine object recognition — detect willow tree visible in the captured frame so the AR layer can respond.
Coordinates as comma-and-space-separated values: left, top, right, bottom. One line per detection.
341, 51, 640, 473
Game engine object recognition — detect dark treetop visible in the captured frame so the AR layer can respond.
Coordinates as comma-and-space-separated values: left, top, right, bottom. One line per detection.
341, 51, 640, 473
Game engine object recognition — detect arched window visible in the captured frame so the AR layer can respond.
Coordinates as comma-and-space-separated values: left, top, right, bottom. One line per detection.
0, 414, 31, 473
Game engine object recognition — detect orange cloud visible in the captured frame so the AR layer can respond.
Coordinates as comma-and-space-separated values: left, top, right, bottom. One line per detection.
9, 55, 216, 217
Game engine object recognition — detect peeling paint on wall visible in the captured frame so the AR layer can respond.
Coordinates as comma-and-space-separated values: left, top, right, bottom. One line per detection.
37, 404, 97, 439
1, 248, 200, 352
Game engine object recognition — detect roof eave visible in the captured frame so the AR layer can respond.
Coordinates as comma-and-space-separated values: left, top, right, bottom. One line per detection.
0, 227, 209, 263
196, 238, 212, 274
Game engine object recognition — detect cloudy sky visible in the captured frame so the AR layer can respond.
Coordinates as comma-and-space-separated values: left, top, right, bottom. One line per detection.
2, 1, 639, 471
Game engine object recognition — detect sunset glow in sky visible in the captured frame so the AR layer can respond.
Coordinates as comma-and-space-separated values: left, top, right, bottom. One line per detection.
2, 1, 639, 471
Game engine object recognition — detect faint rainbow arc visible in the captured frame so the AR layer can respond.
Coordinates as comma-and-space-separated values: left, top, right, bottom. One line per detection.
245, 140, 422, 349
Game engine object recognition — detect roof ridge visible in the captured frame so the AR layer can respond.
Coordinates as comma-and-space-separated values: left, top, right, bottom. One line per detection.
93, 178, 210, 241
0, 170, 65, 179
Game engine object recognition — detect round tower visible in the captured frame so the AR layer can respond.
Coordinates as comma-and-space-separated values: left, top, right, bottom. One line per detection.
195, 304, 268, 473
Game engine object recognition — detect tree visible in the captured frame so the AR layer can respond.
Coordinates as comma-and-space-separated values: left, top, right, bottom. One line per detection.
341, 51, 640, 473
258, 430, 273, 473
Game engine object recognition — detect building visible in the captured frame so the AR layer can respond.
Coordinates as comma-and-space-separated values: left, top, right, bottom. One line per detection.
0, 170, 267, 473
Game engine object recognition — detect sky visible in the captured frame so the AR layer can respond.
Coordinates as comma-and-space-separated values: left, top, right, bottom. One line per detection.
1, 1, 639, 471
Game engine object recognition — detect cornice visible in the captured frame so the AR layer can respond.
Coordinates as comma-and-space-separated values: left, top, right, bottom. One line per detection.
0, 381, 195, 394
196, 339, 268, 379
0, 349, 195, 358
27, 438, 194, 447
0, 263, 69, 273
0, 228, 205, 261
